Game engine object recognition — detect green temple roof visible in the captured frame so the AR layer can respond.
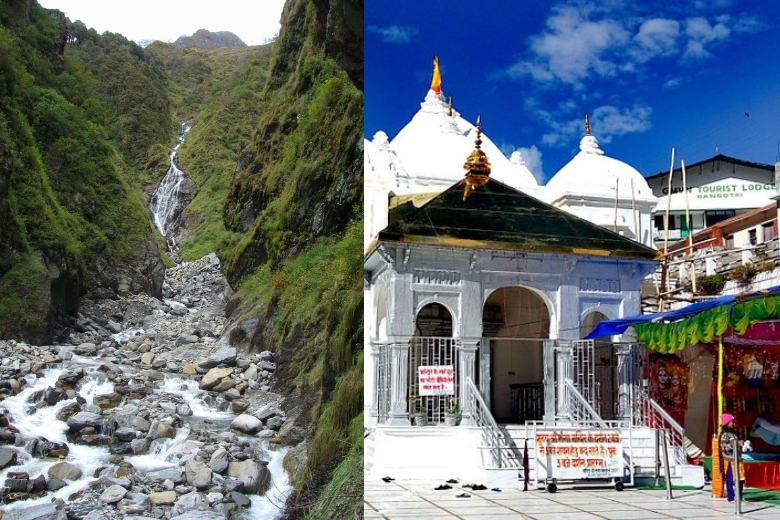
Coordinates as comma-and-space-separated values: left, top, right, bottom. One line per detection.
379, 179, 659, 260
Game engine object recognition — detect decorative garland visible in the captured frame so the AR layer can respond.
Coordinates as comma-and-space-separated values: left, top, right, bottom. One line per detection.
635, 295, 780, 352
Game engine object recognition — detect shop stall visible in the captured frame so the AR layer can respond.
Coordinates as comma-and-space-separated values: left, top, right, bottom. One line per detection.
587, 285, 780, 492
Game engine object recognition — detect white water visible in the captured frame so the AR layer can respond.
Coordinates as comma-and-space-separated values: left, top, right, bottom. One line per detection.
0, 356, 291, 520
150, 123, 192, 238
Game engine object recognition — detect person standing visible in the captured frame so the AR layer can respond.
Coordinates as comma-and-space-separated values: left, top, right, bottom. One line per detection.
719, 413, 745, 502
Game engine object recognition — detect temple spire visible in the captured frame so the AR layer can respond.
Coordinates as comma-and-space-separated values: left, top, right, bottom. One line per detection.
461, 115, 491, 200
585, 112, 591, 136
431, 55, 442, 95
448, 95, 453, 117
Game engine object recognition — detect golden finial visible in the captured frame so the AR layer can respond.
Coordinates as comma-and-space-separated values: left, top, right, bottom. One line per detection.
585, 112, 591, 135
448, 96, 453, 117
461, 115, 491, 200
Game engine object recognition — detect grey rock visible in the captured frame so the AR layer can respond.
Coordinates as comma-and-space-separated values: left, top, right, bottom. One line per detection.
146, 467, 184, 484
126, 415, 151, 432
107, 321, 122, 334
170, 511, 224, 520
265, 416, 284, 431
227, 460, 270, 495
230, 491, 250, 508
171, 491, 203, 516
175, 335, 199, 347
184, 459, 212, 490
176, 402, 193, 416
209, 448, 229, 474
115, 427, 137, 441
66, 499, 104, 520
207, 492, 224, 505
48, 461, 82, 481
47, 478, 67, 491
3, 503, 65, 520
66, 412, 103, 432
105, 475, 131, 488
257, 350, 274, 362
255, 406, 277, 421
99, 484, 127, 503
230, 399, 249, 415
131, 438, 149, 454
230, 414, 262, 434
0, 446, 19, 468
199, 347, 237, 370
259, 361, 275, 372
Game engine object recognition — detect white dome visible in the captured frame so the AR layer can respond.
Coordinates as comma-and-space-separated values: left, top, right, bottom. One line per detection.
365, 131, 406, 187
546, 134, 654, 200
391, 90, 537, 193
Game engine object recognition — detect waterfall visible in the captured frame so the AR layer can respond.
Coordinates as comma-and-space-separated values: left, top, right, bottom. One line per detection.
149, 122, 193, 242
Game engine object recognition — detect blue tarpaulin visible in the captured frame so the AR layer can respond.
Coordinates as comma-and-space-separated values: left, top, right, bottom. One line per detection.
585, 284, 780, 339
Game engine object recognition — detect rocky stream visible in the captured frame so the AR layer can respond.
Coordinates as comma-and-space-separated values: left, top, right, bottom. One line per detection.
0, 253, 293, 520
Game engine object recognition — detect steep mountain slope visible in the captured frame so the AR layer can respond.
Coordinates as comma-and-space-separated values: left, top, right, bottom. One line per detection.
219, 0, 364, 517
0, 2, 164, 343
174, 29, 247, 50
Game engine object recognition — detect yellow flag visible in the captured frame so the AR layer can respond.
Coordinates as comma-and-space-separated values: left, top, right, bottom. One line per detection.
431, 55, 442, 94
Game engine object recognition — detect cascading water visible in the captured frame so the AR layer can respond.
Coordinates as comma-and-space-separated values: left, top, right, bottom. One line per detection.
0, 349, 292, 520
149, 122, 193, 246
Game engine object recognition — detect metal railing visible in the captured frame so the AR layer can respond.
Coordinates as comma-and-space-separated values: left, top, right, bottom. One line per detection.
634, 389, 686, 465
408, 337, 460, 425
464, 377, 520, 468
561, 379, 608, 428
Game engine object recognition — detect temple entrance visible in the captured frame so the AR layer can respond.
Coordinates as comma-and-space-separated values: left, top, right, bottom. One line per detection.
582, 311, 616, 420
409, 302, 458, 425
482, 287, 550, 423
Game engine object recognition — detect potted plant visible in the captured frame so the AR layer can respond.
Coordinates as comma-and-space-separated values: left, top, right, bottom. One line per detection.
444, 398, 460, 426
409, 394, 428, 426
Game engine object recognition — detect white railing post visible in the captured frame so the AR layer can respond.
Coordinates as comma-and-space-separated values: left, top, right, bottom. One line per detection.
387, 339, 411, 426
459, 339, 478, 426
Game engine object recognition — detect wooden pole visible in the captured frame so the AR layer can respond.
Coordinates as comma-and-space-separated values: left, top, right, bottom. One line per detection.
614, 177, 620, 232
659, 148, 675, 312
631, 178, 639, 241
682, 160, 697, 294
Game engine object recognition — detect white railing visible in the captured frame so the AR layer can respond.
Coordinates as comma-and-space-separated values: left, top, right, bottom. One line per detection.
561, 379, 608, 428
635, 390, 686, 465
464, 377, 520, 468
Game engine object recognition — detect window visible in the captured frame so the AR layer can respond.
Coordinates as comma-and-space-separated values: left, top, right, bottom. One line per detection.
762, 222, 776, 241
749, 229, 757, 246
654, 214, 677, 230
705, 210, 736, 227
725, 234, 734, 248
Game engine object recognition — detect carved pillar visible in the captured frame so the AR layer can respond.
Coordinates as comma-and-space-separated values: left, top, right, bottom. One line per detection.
556, 340, 573, 419
459, 338, 479, 426
615, 343, 633, 420
543, 339, 556, 421
387, 339, 411, 426
367, 342, 380, 425
479, 337, 491, 409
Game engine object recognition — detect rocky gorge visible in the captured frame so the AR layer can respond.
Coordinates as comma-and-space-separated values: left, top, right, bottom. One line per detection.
0, 254, 296, 520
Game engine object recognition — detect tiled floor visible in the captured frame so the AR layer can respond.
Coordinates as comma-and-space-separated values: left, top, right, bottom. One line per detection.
365, 479, 780, 519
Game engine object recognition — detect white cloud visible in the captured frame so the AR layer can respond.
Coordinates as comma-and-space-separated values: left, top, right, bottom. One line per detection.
516, 6, 630, 85
541, 104, 652, 147
516, 145, 545, 183
631, 18, 680, 62
367, 25, 419, 44
683, 17, 730, 59
499, 143, 546, 183
501, 3, 761, 86
664, 77, 682, 88
590, 105, 653, 142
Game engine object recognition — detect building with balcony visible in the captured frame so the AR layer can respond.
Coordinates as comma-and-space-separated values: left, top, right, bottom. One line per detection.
646, 155, 775, 248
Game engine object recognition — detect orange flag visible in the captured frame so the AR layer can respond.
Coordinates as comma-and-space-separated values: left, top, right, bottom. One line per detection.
431, 55, 442, 94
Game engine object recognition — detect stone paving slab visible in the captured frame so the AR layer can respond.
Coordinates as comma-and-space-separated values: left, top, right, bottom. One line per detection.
365, 478, 780, 520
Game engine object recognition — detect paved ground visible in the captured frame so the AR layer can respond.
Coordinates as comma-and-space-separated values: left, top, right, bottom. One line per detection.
365, 479, 780, 519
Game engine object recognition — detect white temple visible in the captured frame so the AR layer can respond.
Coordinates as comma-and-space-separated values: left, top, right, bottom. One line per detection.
365, 65, 658, 252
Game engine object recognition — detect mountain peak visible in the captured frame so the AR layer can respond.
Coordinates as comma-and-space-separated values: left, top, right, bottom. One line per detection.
174, 29, 246, 50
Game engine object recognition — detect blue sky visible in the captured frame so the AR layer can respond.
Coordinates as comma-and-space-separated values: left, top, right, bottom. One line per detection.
365, 0, 780, 183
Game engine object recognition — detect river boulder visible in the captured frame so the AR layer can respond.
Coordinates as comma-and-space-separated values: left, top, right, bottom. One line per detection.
199, 367, 233, 390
